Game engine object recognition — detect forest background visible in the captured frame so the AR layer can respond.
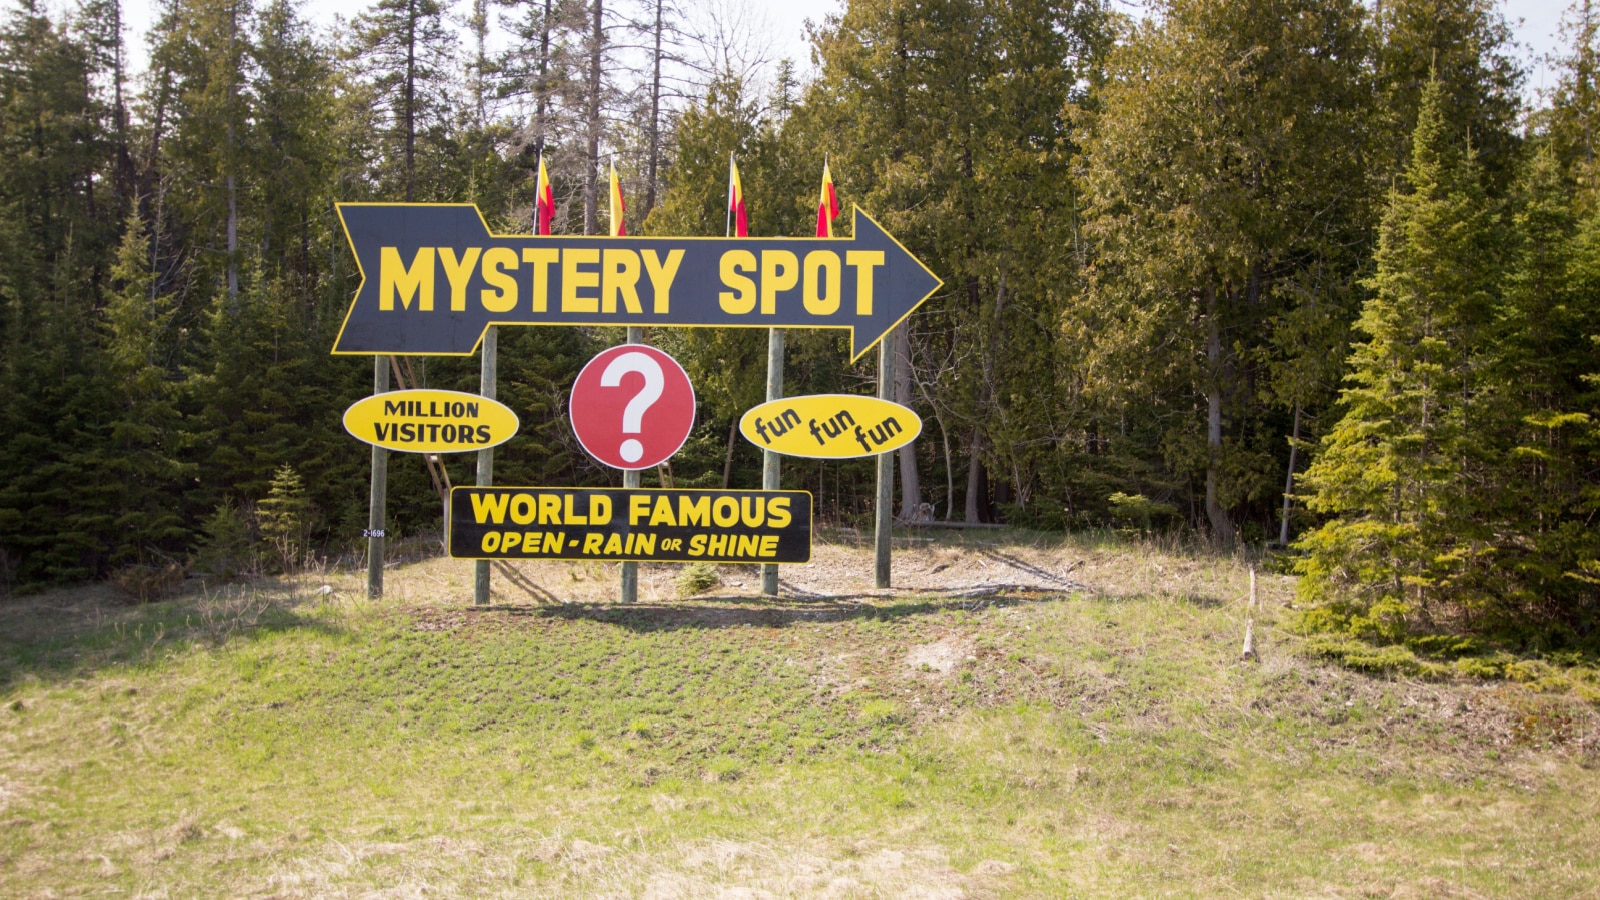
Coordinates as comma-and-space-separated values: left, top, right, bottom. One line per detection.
0, 0, 1596, 655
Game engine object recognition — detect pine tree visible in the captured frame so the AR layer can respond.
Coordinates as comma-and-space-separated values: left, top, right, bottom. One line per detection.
250, 0, 337, 301
1298, 80, 1499, 636
0, 0, 124, 584
351, 0, 456, 202
1541, 0, 1600, 197
257, 463, 312, 571
796, 0, 1111, 523
101, 211, 188, 561
1496, 148, 1600, 637
1376, 0, 1523, 190
150, 0, 253, 311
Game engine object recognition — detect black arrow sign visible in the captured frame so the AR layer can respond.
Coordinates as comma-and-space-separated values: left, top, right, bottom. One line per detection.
332, 203, 943, 360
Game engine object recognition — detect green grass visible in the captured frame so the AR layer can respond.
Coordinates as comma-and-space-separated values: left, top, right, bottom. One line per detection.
1, 535, 1598, 896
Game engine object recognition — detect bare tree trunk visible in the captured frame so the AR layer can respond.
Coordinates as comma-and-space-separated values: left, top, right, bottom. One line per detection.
1278, 404, 1302, 547
226, 168, 238, 308
536, 0, 551, 145
964, 275, 1006, 524
1204, 285, 1234, 541
145, 60, 170, 304
109, 0, 135, 203
910, 354, 955, 520
721, 419, 737, 489
528, 0, 553, 232
642, 0, 664, 218
964, 426, 984, 523
470, 0, 488, 127
940, 423, 955, 520
894, 321, 921, 520
583, 0, 603, 235
404, 0, 417, 202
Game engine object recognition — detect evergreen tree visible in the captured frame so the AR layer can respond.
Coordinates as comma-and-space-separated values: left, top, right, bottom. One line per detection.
1376, 0, 1522, 190
1496, 148, 1600, 638
1540, 0, 1600, 197
1078, 0, 1375, 540
100, 211, 188, 561
0, 0, 123, 583
799, 0, 1109, 522
148, 0, 253, 312
1298, 80, 1500, 635
257, 462, 311, 570
250, 0, 337, 302
350, 0, 456, 202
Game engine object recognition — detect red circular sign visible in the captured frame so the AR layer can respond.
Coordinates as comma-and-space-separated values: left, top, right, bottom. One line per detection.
570, 344, 696, 470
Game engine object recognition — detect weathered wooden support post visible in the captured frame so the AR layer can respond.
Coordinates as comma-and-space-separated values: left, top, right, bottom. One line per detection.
473, 326, 497, 606
761, 328, 784, 596
1241, 567, 1258, 661
366, 356, 389, 599
874, 330, 896, 589
620, 326, 644, 603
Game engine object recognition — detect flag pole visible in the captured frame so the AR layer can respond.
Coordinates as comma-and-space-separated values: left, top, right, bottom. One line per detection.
725, 151, 734, 238
613, 157, 642, 603
756, 152, 782, 596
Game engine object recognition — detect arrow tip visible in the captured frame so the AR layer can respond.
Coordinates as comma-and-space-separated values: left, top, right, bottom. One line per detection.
847, 207, 943, 361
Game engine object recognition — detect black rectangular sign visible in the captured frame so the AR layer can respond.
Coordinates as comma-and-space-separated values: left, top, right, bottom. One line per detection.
448, 487, 812, 564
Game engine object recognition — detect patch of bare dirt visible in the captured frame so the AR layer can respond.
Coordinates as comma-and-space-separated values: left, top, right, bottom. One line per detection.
905, 637, 975, 675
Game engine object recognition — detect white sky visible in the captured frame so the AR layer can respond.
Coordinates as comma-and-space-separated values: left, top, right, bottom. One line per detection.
106, 0, 1576, 104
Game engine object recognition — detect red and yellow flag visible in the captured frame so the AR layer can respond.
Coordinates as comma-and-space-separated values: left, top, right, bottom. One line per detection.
816, 160, 840, 237
608, 162, 627, 236
728, 155, 748, 237
534, 155, 554, 236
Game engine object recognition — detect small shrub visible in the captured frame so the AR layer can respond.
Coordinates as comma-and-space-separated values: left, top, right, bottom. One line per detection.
1107, 492, 1177, 532
858, 698, 903, 726
1303, 636, 1425, 676
195, 500, 254, 579
258, 465, 314, 573
110, 561, 188, 603
675, 562, 720, 598
1405, 634, 1482, 659
1453, 654, 1511, 680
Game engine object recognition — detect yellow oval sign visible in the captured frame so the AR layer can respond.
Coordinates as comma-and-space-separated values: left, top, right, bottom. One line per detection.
740, 394, 922, 459
344, 389, 519, 453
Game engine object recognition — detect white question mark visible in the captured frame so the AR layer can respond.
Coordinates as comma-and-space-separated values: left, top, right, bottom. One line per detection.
600, 351, 665, 463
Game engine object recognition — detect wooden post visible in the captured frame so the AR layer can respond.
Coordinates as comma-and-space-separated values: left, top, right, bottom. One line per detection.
366, 356, 390, 599
1241, 567, 1258, 661
874, 330, 896, 589
473, 326, 497, 606
761, 327, 784, 596
620, 326, 643, 603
